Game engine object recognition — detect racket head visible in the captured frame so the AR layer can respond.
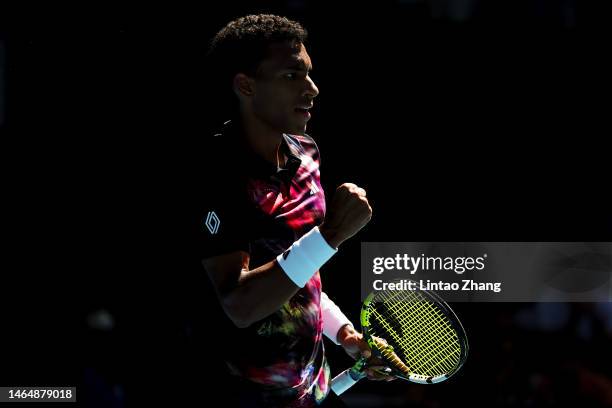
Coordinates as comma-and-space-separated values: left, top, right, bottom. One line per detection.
360, 282, 468, 384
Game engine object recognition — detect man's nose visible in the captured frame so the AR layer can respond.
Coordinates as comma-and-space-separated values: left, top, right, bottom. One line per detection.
303, 75, 319, 99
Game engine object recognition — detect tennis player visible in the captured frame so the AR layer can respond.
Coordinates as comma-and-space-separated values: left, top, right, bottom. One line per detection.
201, 14, 391, 407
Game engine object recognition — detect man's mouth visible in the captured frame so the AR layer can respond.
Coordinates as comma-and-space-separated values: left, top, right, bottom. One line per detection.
295, 106, 312, 119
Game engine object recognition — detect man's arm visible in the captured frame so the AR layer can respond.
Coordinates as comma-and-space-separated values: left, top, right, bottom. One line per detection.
203, 183, 372, 328
203, 250, 300, 328
320, 291, 353, 344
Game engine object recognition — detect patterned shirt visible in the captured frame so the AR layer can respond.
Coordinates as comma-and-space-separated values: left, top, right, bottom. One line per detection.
200, 119, 330, 407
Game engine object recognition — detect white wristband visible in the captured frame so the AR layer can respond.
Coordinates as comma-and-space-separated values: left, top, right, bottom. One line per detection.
276, 226, 337, 288
321, 292, 353, 345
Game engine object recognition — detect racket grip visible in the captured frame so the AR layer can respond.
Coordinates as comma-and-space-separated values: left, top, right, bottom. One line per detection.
331, 368, 361, 395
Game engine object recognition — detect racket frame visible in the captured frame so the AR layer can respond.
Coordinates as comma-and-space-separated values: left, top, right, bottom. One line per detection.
360, 284, 469, 384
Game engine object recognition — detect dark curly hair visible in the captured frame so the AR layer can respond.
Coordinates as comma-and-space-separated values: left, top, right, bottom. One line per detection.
206, 14, 308, 112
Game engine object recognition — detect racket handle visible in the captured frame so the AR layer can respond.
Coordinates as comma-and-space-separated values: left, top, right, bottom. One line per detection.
331, 368, 362, 395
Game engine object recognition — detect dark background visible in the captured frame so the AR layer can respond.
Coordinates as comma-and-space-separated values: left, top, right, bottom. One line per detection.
2, 1, 612, 406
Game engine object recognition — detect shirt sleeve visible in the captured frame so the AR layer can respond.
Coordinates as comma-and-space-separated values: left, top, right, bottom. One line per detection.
198, 175, 252, 260
320, 291, 354, 345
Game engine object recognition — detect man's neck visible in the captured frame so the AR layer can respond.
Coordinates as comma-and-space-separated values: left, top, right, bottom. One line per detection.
240, 110, 286, 168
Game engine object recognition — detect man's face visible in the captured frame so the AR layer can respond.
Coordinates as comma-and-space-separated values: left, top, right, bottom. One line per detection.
249, 41, 319, 136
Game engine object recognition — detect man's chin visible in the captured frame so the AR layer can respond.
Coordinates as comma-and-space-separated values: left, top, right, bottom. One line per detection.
288, 125, 307, 136
279, 120, 307, 136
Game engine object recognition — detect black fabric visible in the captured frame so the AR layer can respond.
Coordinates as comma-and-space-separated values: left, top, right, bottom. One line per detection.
197, 118, 302, 260
224, 375, 349, 408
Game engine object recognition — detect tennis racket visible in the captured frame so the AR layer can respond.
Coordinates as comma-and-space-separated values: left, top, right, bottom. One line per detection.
331, 281, 468, 395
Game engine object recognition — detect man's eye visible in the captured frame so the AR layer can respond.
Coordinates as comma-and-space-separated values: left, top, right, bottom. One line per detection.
284, 73, 297, 80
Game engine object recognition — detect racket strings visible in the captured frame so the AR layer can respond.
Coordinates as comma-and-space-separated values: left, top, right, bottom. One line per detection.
391, 293, 460, 372
385, 292, 455, 354
375, 292, 452, 355
369, 291, 461, 377
371, 307, 456, 375
389, 294, 460, 374
389, 293, 460, 374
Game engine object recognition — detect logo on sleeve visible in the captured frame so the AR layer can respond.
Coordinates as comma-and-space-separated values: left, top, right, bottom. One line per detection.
204, 211, 221, 234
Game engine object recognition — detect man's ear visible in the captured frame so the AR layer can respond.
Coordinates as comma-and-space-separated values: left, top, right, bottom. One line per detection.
233, 73, 255, 98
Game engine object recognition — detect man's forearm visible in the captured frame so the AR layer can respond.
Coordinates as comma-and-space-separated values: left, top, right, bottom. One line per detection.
222, 227, 337, 328
222, 259, 300, 327
321, 291, 353, 344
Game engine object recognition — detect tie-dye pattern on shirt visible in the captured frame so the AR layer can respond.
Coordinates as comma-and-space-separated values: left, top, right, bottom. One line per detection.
224, 130, 330, 407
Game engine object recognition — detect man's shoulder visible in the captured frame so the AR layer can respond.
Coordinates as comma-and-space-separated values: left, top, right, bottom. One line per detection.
199, 133, 249, 205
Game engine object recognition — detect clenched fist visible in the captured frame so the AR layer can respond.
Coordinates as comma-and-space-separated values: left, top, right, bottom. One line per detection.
319, 183, 372, 248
